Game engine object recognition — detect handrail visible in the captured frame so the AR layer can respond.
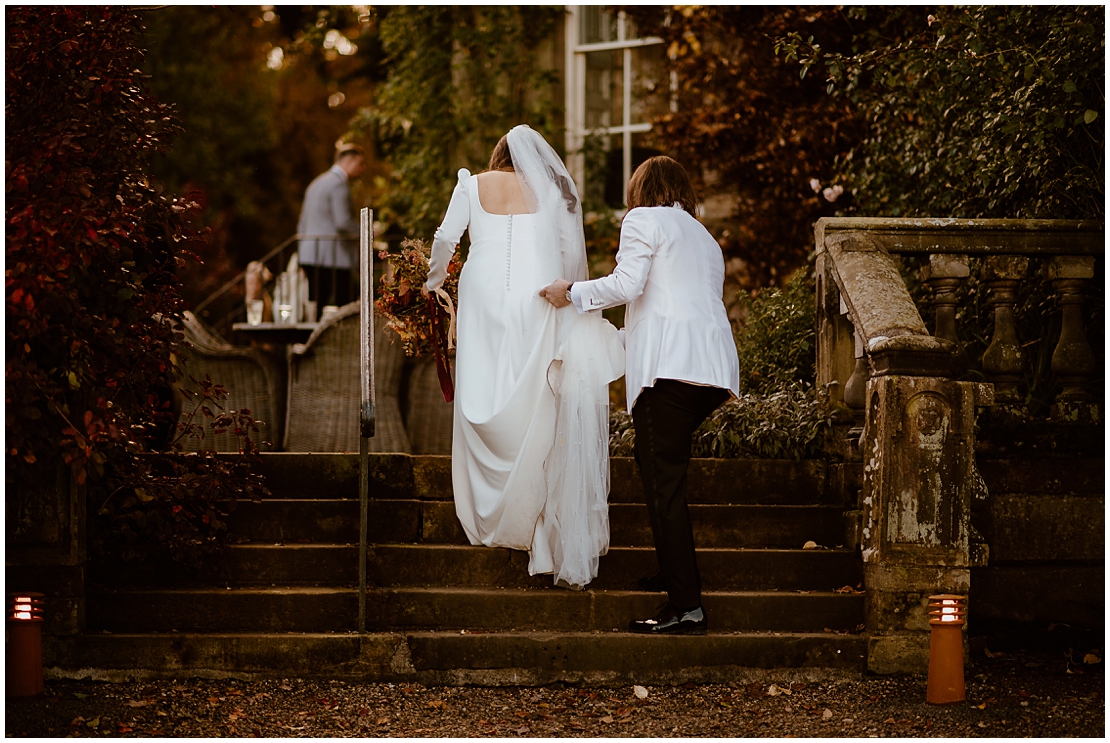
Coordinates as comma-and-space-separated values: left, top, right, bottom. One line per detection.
816, 217, 1104, 256
357, 208, 376, 634
193, 232, 359, 314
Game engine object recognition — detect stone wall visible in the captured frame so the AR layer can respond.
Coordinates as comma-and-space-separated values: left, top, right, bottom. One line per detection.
973, 458, 1104, 629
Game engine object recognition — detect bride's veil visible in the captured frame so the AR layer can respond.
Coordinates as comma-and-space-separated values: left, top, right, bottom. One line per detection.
506, 125, 588, 283
505, 125, 624, 589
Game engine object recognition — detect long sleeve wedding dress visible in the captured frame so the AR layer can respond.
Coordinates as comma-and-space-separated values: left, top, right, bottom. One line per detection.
424, 128, 624, 589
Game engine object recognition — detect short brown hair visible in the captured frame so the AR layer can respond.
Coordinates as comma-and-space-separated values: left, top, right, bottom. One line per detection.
334, 143, 365, 164
487, 135, 515, 171
627, 156, 697, 216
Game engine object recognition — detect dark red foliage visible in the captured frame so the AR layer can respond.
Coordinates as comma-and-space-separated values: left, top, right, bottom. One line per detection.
626, 6, 867, 289
6, 6, 197, 469
6, 7, 268, 564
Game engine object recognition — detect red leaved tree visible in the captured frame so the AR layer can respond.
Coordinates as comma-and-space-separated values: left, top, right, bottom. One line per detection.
6, 7, 267, 564
626, 6, 867, 291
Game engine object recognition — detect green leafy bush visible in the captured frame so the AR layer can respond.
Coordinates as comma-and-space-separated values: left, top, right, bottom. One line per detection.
734, 268, 817, 394
609, 267, 832, 460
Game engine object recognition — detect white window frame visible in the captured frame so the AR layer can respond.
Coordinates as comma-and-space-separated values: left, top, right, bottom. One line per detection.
565, 6, 664, 207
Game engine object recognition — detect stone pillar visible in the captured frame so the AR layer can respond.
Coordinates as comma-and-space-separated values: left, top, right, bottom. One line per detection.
860, 375, 993, 674
1047, 256, 1098, 423
5, 462, 86, 637
980, 256, 1029, 405
922, 253, 969, 373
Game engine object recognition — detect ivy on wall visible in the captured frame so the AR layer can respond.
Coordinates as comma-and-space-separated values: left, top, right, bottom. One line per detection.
353, 6, 564, 241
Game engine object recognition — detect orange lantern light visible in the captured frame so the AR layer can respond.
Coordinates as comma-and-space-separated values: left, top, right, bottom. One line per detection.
6, 593, 45, 698
926, 593, 967, 705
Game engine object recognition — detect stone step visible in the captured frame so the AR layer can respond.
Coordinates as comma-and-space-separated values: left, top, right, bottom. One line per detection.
87, 587, 863, 634
91, 544, 862, 592
46, 631, 867, 684
366, 545, 862, 592
226, 500, 849, 549
244, 453, 840, 506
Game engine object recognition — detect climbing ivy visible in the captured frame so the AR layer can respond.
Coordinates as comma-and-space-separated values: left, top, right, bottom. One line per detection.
353, 6, 564, 240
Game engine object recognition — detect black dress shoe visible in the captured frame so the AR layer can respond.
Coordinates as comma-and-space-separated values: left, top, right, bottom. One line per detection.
637, 573, 666, 592
629, 603, 707, 635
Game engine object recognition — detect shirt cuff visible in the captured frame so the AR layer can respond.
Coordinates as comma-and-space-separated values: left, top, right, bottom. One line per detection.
569, 281, 587, 314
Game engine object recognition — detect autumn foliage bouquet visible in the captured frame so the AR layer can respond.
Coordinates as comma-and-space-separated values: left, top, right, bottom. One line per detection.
376, 238, 462, 357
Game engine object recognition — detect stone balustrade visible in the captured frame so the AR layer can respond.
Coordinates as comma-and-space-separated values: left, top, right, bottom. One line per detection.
814, 217, 1103, 674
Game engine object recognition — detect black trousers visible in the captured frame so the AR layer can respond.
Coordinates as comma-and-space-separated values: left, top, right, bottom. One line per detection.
631, 379, 730, 610
304, 264, 355, 307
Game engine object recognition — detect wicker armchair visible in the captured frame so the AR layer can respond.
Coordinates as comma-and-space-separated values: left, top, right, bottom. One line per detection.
283, 302, 410, 453
174, 311, 281, 452
404, 355, 455, 455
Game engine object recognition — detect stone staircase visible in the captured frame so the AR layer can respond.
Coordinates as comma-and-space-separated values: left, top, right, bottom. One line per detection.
58, 453, 867, 684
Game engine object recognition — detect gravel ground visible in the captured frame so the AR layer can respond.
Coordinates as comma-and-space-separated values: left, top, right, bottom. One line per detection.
6, 647, 1103, 738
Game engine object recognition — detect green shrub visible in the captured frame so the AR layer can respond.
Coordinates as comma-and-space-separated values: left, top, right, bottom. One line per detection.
609, 267, 832, 460
734, 268, 816, 394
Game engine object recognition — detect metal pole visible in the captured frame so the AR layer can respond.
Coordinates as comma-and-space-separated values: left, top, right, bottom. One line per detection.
358, 208, 376, 634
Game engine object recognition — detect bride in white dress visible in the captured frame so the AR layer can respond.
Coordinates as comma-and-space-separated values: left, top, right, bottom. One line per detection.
422, 125, 624, 589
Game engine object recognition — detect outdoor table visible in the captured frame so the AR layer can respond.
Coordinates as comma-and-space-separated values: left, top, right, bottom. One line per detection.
231, 322, 320, 448
231, 322, 318, 345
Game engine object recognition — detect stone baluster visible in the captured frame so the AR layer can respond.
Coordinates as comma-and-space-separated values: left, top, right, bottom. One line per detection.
922, 253, 969, 373
980, 256, 1029, 405
1047, 255, 1098, 422
843, 323, 870, 443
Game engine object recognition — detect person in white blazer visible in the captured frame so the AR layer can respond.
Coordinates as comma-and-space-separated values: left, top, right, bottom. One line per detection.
540, 156, 739, 635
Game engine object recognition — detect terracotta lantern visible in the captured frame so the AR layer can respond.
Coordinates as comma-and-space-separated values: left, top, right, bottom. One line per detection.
926, 593, 967, 705
6, 593, 45, 697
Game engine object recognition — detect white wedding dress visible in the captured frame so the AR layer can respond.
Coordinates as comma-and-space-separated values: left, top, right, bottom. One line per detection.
425, 129, 624, 589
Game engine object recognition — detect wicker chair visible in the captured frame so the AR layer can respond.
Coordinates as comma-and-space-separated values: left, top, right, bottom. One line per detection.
174, 311, 281, 452
284, 302, 410, 453
404, 355, 455, 455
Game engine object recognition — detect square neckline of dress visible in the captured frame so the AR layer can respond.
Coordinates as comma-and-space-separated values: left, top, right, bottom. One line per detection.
472, 172, 536, 218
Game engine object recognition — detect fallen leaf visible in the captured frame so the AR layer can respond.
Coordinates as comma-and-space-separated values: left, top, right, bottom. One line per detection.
1083, 653, 1101, 665
633, 685, 649, 699
514, 710, 528, 718
69, 717, 85, 727
376, 717, 389, 725
600, 715, 615, 723
803, 540, 818, 549
127, 700, 150, 708
73, 692, 89, 699
427, 700, 446, 710
87, 717, 101, 729
514, 726, 529, 734
822, 709, 833, 721
975, 702, 987, 710
208, 697, 221, 704
569, 721, 587, 730
884, 718, 896, 724
618, 716, 635, 724
279, 685, 293, 691
117, 724, 133, 733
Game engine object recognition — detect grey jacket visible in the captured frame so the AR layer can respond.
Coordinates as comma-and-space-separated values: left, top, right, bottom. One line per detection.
296, 165, 359, 268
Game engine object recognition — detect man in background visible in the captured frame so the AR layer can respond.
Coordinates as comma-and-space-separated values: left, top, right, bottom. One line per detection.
296, 141, 366, 307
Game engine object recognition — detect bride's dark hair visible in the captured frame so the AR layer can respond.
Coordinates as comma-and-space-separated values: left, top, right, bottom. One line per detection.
488, 131, 579, 213
627, 156, 698, 216
487, 136, 514, 171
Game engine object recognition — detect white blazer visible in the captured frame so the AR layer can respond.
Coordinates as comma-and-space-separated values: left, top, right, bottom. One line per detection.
571, 205, 740, 410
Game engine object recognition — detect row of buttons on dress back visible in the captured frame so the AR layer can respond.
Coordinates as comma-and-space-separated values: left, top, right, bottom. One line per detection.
505, 214, 513, 291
